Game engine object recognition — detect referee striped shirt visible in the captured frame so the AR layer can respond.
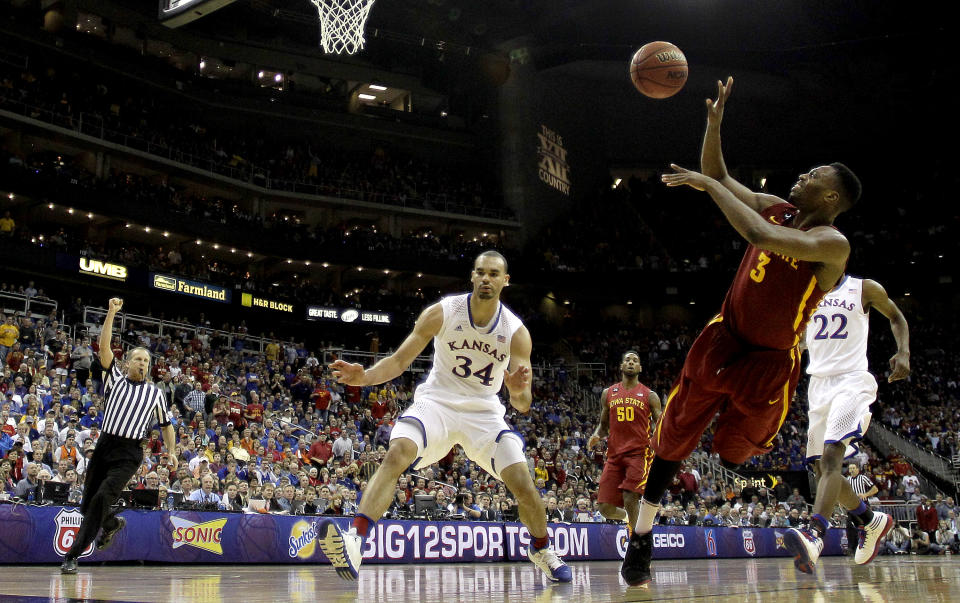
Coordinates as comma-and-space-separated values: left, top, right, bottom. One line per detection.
847, 472, 875, 497
100, 360, 169, 439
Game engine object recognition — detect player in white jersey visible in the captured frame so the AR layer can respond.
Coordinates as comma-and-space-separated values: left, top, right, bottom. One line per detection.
785, 275, 910, 574
319, 251, 572, 583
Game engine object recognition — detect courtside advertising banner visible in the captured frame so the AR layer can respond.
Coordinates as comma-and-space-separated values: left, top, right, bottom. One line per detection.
0, 506, 844, 564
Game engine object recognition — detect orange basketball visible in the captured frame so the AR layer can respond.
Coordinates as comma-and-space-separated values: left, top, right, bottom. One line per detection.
630, 41, 688, 99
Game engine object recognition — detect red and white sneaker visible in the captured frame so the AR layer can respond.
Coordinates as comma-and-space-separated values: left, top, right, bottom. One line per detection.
784, 528, 823, 574
855, 512, 892, 565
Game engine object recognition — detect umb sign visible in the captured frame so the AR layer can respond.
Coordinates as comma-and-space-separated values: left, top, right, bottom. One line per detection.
537, 125, 570, 195
306, 306, 391, 325
78, 257, 127, 281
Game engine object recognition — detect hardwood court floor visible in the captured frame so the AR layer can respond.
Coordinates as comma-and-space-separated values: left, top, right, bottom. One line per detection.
1, 557, 958, 602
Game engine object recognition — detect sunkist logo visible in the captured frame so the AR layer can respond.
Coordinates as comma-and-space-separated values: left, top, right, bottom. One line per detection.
171, 516, 227, 554
79, 258, 127, 281
288, 519, 320, 559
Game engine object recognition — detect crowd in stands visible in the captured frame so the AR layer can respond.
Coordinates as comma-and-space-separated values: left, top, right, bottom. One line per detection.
0, 277, 951, 546
0, 51, 507, 219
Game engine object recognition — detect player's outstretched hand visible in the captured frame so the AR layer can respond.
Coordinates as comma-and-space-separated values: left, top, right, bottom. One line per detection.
661, 164, 712, 191
329, 359, 366, 385
888, 352, 911, 382
706, 76, 733, 126
168, 455, 179, 472
586, 434, 601, 452
108, 297, 123, 312
503, 365, 530, 394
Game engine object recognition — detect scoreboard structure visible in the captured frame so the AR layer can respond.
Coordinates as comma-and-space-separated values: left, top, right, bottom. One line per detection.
158, 0, 238, 28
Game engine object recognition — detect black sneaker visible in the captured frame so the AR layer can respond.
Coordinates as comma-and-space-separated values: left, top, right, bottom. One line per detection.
60, 557, 78, 574
620, 531, 653, 586
97, 516, 126, 551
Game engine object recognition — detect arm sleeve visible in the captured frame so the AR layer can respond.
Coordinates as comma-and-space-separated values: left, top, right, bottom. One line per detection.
155, 391, 171, 427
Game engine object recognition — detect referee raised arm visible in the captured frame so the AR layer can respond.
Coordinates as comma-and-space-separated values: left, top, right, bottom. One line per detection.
61, 298, 178, 574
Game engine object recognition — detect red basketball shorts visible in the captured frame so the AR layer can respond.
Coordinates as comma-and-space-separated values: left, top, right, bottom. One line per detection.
597, 447, 655, 506
652, 317, 800, 465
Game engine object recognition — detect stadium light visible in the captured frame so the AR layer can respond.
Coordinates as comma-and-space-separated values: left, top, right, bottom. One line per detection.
369, 84, 387, 91
213, 244, 219, 249
196, 239, 201, 245
163, 231, 170, 237
144, 226, 150, 232
247, 252, 253, 258
67, 208, 74, 214
48, 204, 54, 209
358, 93, 376, 100
230, 248, 236, 253
304, 261, 311, 266
322, 263, 329, 268
87, 213, 94, 219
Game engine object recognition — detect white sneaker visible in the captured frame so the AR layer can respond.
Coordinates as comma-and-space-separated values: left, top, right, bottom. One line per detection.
784, 528, 823, 574
855, 512, 892, 565
318, 520, 363, 581
528, 545, 572, 582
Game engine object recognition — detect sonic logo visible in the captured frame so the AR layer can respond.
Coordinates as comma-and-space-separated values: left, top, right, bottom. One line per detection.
742, 529, 756, 556
53, 508, 95, 557
288, 520, 320, 559
774, 531, 785, 550
171, 516, 226, 554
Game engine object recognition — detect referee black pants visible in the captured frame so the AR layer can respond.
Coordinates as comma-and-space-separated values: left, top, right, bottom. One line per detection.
67, 434, 142, 559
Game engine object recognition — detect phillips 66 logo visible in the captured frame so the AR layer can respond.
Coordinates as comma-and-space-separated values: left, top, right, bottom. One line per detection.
53, 509, 95, 557
742, 529, 756, 556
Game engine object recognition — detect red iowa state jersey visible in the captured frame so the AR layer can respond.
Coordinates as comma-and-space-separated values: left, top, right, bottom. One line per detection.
719, 202, 832, 350
606, 381, 654, 457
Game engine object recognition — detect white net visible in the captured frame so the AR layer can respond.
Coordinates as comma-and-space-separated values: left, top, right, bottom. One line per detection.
310, 0, 377, 55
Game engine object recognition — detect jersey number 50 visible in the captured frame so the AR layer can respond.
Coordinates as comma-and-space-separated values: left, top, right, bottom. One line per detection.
615, 406, 635, 422
451, 355, 495, 386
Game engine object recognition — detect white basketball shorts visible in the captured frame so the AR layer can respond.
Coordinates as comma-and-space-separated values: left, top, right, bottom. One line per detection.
805, 371, 878, 463
390, 391, 526, 482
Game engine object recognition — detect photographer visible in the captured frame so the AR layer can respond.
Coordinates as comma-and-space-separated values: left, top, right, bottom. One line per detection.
450, 492, 481, 519
910, 524, 932, 555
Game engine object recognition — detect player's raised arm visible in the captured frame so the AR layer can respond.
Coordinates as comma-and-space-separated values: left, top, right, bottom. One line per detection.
700, 77, 784, 214
587, 387, 611, 451
329, 303, 443, 386
862, 279, 911, 382
504, 325, 533, 413
98, 298, 122, 368
662, 165, 849, 268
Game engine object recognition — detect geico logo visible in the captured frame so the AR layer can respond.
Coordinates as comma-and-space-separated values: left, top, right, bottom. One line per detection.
652, 533, 685, 548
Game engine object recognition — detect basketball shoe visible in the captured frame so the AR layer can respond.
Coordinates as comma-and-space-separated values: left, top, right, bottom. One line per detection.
318, 520, 363, 581
528, 545, 572, 582
855, 512, 892, 565
97, 516, 126, 551
784, 528, 823, 574
620, 531, 653, 586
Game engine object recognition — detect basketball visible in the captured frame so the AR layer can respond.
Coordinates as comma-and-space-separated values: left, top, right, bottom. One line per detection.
630, 41, 688, 99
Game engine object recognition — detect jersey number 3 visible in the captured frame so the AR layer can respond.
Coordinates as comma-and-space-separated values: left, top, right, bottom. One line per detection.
750, 252, 771, 283
452, 355, 495, 386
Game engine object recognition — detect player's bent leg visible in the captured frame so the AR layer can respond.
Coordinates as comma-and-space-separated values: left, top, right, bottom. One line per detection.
500, 461, 571, 583
320, 437, 419, 581
597, 503, 627, 522
622, 492, 641, 533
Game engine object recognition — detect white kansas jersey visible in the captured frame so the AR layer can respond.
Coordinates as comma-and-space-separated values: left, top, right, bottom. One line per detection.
805, 275, 870, 377
419, 293, 522, 406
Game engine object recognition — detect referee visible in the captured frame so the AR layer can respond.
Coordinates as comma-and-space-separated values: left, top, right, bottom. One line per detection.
845, 463, 879, 554
61, 298, 178, 574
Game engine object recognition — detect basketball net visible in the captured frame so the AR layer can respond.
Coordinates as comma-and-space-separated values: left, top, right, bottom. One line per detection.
310, 0, 377, 55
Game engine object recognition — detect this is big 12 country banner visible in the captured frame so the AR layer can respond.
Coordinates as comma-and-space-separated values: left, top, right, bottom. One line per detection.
0, 506, 844, 564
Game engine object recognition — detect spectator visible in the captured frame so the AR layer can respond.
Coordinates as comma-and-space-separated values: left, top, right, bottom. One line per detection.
884, 524, 911, 555
917, 496, 940, 540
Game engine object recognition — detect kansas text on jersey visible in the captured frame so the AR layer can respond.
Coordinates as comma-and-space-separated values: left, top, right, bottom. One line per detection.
419, 293, 522, 408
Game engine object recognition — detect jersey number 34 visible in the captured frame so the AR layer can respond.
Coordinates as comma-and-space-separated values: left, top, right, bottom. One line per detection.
452, 355, 495, 386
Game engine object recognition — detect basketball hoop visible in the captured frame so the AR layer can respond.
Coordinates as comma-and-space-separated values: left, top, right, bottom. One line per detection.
310, 0, 377, 55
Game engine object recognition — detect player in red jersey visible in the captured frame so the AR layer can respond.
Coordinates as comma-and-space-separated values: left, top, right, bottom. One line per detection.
621, 77, 862, 586
587, 351, 661, 531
